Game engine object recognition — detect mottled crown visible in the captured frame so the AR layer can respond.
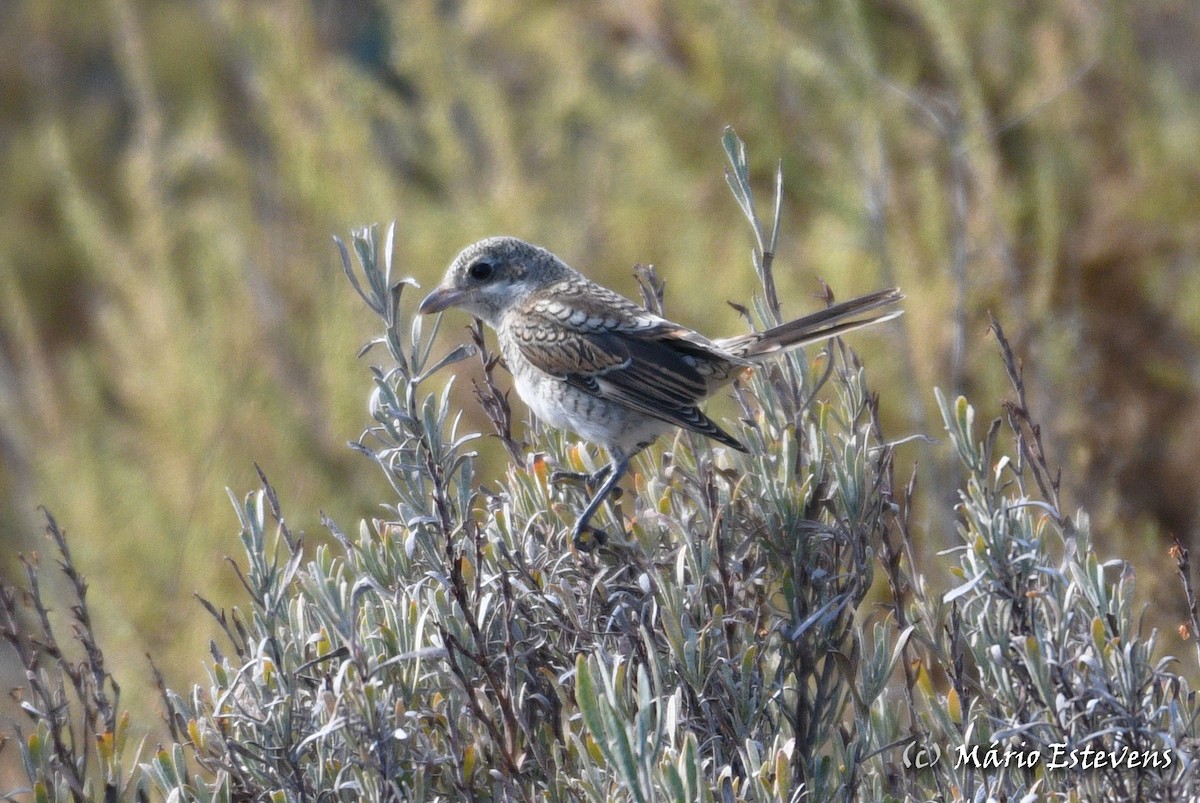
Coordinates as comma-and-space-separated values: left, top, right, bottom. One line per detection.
447, 237, 572, 284
429, 236, 580, 325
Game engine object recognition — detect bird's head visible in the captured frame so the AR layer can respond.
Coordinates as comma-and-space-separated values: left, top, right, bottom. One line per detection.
418, 236, 571, 326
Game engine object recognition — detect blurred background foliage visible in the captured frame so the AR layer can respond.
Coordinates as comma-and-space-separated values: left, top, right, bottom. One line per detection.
1, 0, 1199, 743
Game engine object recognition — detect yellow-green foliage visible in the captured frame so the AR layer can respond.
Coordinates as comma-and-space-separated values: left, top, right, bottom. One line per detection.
4, 146, 1199, 801
0, 0, 1198, 748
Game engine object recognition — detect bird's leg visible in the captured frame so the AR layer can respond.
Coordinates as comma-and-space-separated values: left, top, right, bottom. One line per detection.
570, 456, 629, 551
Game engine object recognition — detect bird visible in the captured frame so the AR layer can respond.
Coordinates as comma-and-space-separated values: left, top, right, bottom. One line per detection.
418, 236, 902, 549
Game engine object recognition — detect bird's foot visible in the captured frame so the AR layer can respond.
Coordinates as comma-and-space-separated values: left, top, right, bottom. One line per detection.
550, 466, 621, 499
564, 456, 628, 553
570, 521, 609, 552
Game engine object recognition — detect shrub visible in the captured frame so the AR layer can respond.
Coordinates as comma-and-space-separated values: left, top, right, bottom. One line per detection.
3, 133, 1198, 802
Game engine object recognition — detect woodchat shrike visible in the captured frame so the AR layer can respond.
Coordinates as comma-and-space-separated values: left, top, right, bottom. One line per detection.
419, 237, 902, 548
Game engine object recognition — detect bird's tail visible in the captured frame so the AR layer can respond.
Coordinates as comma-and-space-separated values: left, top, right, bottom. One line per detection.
719, 287, 904, 360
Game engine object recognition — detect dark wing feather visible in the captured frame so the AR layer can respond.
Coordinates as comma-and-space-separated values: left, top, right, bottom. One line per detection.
510, 282, 747, 451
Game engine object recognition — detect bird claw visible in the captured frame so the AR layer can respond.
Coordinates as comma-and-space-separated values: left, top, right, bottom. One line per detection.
549, 469, 588, 486
550, 467, 620, 499
571, 523, 608, 552
563, 456, 628, 553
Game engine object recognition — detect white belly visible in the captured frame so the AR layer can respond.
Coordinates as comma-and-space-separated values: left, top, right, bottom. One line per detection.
503, 339, 666, 456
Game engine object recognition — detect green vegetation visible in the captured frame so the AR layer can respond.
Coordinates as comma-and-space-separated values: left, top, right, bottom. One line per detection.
6, 203, 1199, 799
1, 0, 1199, 798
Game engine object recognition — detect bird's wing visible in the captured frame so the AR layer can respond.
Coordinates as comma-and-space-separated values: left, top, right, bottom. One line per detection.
508, 281, 747, 451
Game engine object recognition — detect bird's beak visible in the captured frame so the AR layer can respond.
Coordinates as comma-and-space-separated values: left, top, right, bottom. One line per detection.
417, 285, 466, 315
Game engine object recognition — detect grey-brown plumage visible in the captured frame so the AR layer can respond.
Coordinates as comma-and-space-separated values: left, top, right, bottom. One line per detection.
418, 236, 903, 547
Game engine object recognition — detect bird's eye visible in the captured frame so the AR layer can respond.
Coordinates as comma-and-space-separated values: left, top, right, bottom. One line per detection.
468, 260, 495, 282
